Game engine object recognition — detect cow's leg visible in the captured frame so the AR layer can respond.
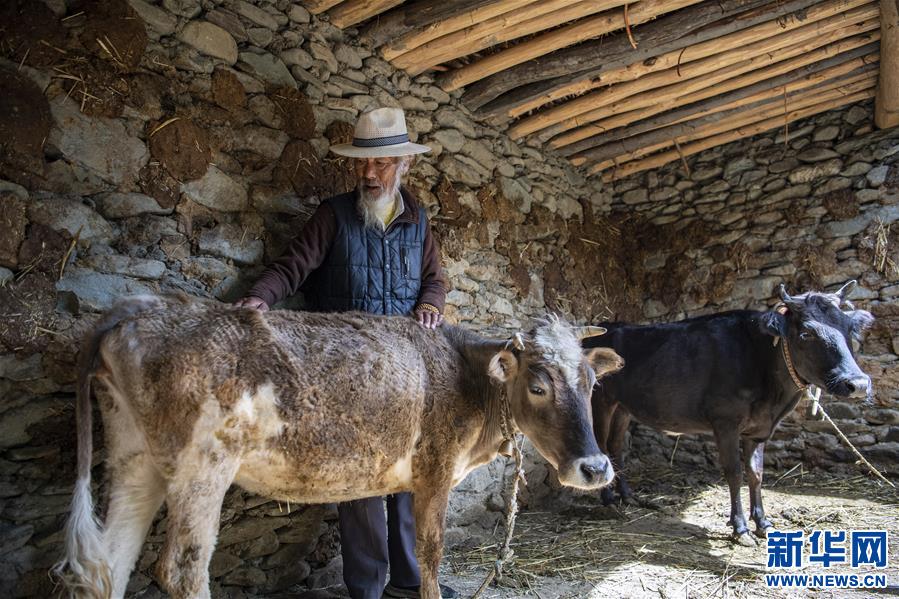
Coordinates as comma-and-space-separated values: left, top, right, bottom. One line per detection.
607, 408, 635, 505
742, 439, 773, 538
103, 454, 166, 598
155, 447, 239, 599
715, 428, 753, 545
411, 480, 452, 599
94, 384, 166, 598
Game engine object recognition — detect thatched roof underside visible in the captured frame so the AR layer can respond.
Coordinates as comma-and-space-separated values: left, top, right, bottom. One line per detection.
304, 0, 898, 181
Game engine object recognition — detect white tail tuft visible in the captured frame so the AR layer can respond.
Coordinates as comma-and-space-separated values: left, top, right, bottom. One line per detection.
52, 477, 112, 598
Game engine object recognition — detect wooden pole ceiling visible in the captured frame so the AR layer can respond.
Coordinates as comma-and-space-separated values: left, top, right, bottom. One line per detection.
306, 0, 894, 182
875, 0, 899, 128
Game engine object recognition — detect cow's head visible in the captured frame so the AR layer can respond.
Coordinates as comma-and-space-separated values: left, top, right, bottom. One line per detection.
760, 280, 874, 400
487, 317, 624, 489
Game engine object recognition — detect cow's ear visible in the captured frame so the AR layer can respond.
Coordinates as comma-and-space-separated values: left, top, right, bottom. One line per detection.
488, 350, 519, 383
585, 347, 624, 379
847, 309, 874, 340
759, 311, 787, 338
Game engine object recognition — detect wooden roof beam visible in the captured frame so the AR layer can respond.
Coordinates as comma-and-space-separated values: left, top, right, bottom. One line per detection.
360, 0, 497, 48
595, 89, 876, 180
464, 0, 820, 117
875, 0, 899, 128
510, 0, 878, 139
435, 0, 696, 91
391, 0, 624, 76
542, 16, 880, 149
328, 0, 404, 28
558, 42, 879, 158
380, 0, 537, 62
584, 70, 878, 169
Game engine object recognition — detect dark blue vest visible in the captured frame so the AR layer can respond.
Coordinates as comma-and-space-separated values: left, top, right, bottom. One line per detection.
305, 192, 426, 316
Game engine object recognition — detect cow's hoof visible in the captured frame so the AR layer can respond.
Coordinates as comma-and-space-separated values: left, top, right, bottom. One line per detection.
734, 531, 757, 546
754, 524, 773, 539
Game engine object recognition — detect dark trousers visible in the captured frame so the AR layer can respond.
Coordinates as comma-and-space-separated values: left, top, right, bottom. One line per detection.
338, 492, 420, 599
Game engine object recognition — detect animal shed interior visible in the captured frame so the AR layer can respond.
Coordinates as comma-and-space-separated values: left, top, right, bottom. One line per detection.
0, 0, 898, 597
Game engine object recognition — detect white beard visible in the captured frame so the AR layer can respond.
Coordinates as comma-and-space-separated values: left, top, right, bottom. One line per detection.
357, 176, 402, 231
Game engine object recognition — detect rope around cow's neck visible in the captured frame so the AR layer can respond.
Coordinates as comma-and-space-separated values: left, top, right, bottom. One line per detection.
472, 386, 525, 599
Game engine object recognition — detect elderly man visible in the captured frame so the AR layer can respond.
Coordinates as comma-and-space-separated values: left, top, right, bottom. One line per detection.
235, 107, 455, 599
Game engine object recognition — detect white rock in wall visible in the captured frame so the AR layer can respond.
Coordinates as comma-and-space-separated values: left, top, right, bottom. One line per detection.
232, 0, 279, 30
128, 0, 178, 37
163, 0, 201, 18
233, 126, 289, 160
198, 223, 264, 265
94, 192, 172, 219
288, 4, 311, 23
178, 21, 239, 65
28, 196, 117, 244
83, 254, 167, 280
309, 42, 339, 73
57, 268, 156, 312
281, 48, 315, 69
334, 44, 363, 69
460, 138, 497, 172
181, 166, 248, 212
47, 98, 148, 189
866, 165, 890, 187
430, 129, 464, 153
238, 51, 297, 89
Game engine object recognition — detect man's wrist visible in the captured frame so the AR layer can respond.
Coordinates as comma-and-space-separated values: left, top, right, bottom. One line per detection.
415, 303, 440, 314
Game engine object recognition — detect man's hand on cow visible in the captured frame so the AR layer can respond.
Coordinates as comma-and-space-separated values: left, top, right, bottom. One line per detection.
234, 296, 270, 311
415, 307, 444, 329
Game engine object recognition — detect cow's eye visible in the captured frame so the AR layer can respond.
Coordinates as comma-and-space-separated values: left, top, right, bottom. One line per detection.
799, 331, 812, 341
529, 385, 545, 396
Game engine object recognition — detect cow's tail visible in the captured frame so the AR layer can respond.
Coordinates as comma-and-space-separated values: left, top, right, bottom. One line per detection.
53, 296, 164, 599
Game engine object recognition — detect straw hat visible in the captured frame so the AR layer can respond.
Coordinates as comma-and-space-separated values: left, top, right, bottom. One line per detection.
330, 107, 431, 158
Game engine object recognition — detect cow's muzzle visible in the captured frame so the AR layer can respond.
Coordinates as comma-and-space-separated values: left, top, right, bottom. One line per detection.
558, 454, 614, 490
829, 374, 872, 400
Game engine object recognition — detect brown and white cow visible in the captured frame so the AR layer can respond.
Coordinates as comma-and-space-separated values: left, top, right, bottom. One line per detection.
54, 294, 623, 599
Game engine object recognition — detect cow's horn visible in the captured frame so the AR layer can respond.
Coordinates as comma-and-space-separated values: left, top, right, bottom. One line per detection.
512, 333, 525, 351
577, 326, 607, 340
835, 279, 857, 300
779, 283, 803, 311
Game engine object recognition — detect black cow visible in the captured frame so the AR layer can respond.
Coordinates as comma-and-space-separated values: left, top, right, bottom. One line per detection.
585, 281, 874, 543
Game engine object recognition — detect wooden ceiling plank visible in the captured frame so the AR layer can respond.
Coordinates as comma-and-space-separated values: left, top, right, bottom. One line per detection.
541, 15, 880, 148
392, 0, 615, 76
303, 0, 344, 15
582, 71, 878, 168
465, 0, 820, 117
438, 0, 700, 92
558, 42, 879, 158
511, 0, 878, 139
380, 0, 537, 61
328, 0, 405, 28
597, 88, 876, 180
875, 0, 899, 128
361, 0, 497, 48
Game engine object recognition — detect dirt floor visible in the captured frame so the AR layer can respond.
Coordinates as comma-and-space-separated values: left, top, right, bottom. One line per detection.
438, 466, 899, 599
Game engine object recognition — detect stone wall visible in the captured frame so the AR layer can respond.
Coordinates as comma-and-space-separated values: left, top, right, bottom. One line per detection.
0, 1, 606, 596
1, 0, 898, 596
600, 106, 899, 480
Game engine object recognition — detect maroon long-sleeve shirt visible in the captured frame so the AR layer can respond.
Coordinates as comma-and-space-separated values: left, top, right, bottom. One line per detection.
246, 187, 449, 312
